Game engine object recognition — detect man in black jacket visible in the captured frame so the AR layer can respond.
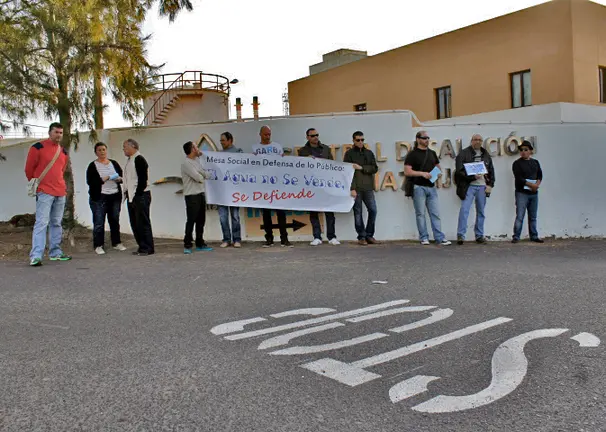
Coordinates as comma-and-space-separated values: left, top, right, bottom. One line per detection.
298, 128, 340, 246
512, 140, 543, 243
122, 138, 154, 256
343, 131, 380, 245
454, 134, 495, 245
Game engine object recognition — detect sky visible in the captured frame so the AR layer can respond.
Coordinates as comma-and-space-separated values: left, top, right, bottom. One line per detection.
9, 0, 606, 133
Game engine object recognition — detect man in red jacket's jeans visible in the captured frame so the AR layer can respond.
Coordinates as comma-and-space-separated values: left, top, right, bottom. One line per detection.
24, 122, 72, 266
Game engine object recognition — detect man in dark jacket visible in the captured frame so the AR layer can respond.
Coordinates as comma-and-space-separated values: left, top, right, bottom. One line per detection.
343, 131, 380, 245
298, 128, 340, 246
512, 140, 543, 243
454, 134, 495, 245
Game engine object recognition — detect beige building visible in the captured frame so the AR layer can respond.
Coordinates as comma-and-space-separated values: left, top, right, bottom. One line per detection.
288, 0, 606, 121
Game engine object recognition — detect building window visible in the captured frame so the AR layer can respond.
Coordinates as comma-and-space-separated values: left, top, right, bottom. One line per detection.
511, 70, 531, 108
600, 67, 606, 104
435, 86, 452, 119
354, 103, 367, 112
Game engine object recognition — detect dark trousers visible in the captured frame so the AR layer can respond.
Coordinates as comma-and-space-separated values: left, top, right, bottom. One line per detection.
90, 192, 122, 248
353, 190, 377, 240
184, 193, 207, 249
127, 191, 154, 253
309, 212, 336, 240
513, 191, 539, 240
262, 208, 288, 243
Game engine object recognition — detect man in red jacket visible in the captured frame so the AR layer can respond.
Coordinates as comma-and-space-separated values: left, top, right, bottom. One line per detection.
24, 122, 72, 266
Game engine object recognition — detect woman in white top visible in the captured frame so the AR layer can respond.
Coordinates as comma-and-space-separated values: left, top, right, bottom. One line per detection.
85, 142, 126, 255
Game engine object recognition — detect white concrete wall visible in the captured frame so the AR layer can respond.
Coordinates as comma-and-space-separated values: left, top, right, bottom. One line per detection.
2, 104, 606, 243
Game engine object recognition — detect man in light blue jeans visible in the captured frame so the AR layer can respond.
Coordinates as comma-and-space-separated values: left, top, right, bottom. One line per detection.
31, 193, 67, 262
456, 185, 486, 241
412, 185, 447, 244
404, 131, 451, 245
24, 122, 72, 266
218, 131, 243, 248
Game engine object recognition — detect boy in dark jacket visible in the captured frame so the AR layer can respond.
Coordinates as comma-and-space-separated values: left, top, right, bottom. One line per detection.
343, 131, 380, 245
512, 140, 543, 243
298, 128, 340, 245
454, 134, 495, 244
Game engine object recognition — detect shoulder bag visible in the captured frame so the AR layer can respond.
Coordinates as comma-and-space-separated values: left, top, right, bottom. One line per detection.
27, 145, 62, 197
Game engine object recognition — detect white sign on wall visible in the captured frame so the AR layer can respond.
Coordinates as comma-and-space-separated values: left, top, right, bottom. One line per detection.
201, 151, 355, 212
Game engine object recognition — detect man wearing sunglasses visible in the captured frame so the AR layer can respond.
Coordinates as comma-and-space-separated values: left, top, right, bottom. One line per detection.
298, 128, 340, 246
343, 131, 380, 245
404, 131, 451, 245
512, 140, 543, 243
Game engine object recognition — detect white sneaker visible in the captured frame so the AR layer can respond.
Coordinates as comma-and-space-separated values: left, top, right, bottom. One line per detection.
95, 247, 106, 255
113, 244, 127, 251
440, 240, 452, 246
421, 239, 430, 245
310, 238, 322, 246
220, 242, 230, 248
329, 238, 341, 245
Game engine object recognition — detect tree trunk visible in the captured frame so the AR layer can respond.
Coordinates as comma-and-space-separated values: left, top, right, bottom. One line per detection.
56, 71, 76, 238
93, 54, 104, 129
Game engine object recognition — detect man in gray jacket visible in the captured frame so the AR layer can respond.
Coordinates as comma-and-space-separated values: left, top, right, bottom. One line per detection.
181, 141, 212, 254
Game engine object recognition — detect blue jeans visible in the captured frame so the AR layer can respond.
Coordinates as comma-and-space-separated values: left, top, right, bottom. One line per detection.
457, 185, 486, 240
90, 192, 122, 248
218, 205, 241, 243
353, 190, 377, 240
412, 185, 445, 242
310, 212, 336, 240
513, 192, 539, 240
30, 192, 66, 260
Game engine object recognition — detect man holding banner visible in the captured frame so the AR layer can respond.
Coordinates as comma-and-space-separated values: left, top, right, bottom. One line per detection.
252, 126, 293, 248
298, 128, 340, 246
201, 127, 355, 245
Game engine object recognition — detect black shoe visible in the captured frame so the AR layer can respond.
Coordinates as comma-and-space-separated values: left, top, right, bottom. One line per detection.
281, 240, 294, 248
531, 238, 544, 243
262, 240, 274, 248
457, 236, 464, 245
476, 237, 487, 244
133, 251, 150, 256
511, 238, 519, 244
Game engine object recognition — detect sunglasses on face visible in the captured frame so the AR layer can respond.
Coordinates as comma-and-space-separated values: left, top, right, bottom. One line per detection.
418, 136, 429, 140
520, 148, 531, 152
355, 138, 365, 142
308, 134, 319, 138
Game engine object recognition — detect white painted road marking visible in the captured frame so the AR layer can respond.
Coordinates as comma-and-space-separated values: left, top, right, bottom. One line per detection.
258, 323, 344, 350
211, 299, 601, 414
270, 308, 336, 318
411, 328, 568, 413
345, 306, 437, 323
270, 332, 389, 356
389, 375, 441, 403
301, 317, 512, 386
224, 300, 411, 341
389, 308, 454, 333
210, 317, 267, 335
571, 332, 601, 347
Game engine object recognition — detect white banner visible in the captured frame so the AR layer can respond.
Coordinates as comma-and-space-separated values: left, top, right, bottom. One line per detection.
201, 151, 355, 212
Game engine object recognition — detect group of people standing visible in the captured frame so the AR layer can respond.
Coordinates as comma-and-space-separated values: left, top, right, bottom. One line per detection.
24, 122, 544, 266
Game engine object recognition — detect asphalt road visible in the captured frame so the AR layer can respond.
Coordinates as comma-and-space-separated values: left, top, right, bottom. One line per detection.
1, 240, 604, 432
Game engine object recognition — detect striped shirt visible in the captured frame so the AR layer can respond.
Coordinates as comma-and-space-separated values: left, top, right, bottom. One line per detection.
94, 160, 119, 195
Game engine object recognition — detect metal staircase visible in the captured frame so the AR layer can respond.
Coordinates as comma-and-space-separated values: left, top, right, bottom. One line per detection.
142, 71, 234, 126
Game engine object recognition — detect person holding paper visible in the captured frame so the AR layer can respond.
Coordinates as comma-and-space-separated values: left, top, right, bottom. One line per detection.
404, 131, 451, 246
86, 142, 127, 255
454, 134, 495, 245
253, 125, 293, 248
217, 132, 243, 248
512, 140, 544, 243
